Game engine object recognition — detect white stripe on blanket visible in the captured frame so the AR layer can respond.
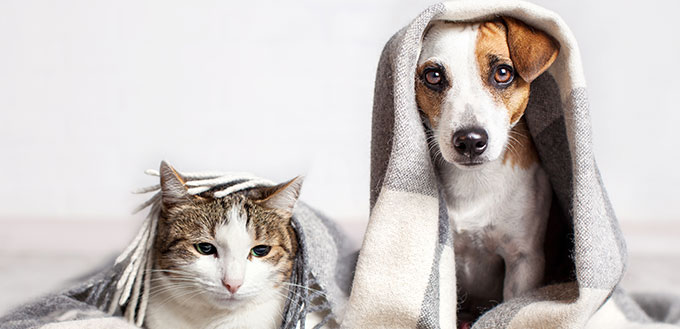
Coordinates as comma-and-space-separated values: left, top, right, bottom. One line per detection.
344, 189, 441, 328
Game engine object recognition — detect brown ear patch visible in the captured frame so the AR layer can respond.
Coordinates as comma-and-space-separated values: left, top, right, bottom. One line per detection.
502, 17, 559, 82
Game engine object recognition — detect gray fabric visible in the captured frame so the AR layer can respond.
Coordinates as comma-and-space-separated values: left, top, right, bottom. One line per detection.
634, 292, 680, 324
524, 74, 573, 211
347, 0, 680, 328
417, 189, 453, 329
0, 265, 129, 329
0, 197, 354, 329
344, 3, 452, 328
370, 3, 445, 203
613, 287, 653, 323
474, 282, 581, 328
286, 202, 356, 328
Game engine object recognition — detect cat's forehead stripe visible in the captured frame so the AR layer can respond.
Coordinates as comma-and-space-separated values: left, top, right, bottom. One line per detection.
227, 201, 247, 223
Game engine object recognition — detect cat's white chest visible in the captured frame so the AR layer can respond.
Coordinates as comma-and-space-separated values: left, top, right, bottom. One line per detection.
145, 287, 286, 329
207, 296, 286, 329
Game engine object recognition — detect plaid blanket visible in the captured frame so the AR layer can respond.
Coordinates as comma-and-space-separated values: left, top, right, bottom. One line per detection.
343, 1, 680, 328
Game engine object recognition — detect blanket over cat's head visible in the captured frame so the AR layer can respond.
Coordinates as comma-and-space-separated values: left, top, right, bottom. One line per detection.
108, 161, 355, 329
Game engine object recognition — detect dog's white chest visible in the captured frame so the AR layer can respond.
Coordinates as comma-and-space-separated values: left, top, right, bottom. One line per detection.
441, 160, 544, 235
439, 158, 551, 320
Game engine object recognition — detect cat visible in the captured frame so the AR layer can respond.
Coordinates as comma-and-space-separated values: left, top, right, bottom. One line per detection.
145, 162, 302, 329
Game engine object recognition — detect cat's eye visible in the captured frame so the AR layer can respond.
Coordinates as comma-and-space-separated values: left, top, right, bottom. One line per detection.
250, 245, 271, 257
493, 64, 514, 86
195, 243, 216, 255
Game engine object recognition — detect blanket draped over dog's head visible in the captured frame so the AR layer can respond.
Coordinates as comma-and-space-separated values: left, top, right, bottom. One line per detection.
344, 1, 680, 328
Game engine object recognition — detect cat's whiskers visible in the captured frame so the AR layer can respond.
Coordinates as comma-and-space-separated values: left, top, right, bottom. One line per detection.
149, 276, 200, 287
149, 283, 203, 298
147, 290, 211, 319
270, 289, 297, 305
152, 283, 213, 308
148, 270, 220, 289
282, 282, 328, 297
149, 283, 205, 310
161, 277, 218, 288
146, 268, 196, 275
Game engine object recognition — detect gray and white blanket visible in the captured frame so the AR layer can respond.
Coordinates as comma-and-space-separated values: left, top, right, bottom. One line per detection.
342, 1, 680, 328
3, 2, 680, 329
0, 170, 356, 329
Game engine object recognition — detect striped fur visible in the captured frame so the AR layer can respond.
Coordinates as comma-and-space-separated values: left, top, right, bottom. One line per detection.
146, 162, 301, 329
153, 195, 299, 285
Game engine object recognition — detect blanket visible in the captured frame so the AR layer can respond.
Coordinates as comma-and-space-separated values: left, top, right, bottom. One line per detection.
343, 1, 680, 328
0, 168, 356, 329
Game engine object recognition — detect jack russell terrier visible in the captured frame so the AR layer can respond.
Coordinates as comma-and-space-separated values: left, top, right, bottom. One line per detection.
415, 17, 559, 325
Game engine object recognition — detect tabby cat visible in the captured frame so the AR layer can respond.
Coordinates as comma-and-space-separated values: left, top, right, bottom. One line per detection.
145, 163, 301, 329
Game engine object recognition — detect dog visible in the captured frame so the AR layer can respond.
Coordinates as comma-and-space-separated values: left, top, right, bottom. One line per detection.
415, 17, 559, 325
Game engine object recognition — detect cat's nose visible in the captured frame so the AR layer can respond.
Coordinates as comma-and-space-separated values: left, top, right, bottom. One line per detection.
222, 278, 243, 294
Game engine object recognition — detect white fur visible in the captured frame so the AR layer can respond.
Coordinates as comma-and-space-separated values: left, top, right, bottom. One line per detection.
146, 204, 287, 329
418, 21, 552, 303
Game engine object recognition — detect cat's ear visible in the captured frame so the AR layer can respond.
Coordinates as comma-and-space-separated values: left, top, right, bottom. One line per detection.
252, 177, 304, 216
159, 161, 191, 208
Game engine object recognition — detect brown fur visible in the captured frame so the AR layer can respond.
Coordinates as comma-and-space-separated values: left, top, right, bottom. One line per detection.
415, 60, 450, 126
502, 118, 539, 169
475, 21, 532, 126
502, 17, 560, 83
154, 191, 298, 285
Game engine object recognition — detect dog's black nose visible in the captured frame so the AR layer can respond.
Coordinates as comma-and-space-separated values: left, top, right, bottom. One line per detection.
453, 128, 488, 157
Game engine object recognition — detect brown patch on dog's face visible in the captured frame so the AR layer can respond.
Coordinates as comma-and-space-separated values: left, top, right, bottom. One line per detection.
475, 21, 531, 126
473, 20, 555, 169
502, 118, 539, 169
415, 60, 451, 127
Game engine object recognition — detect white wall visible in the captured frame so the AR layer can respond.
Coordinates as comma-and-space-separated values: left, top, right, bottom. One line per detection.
0, 0, 678, 224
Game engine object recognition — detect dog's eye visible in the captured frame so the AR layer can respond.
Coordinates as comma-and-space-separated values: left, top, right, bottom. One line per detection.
424, 69, 443, 85
493, 65, 514, 85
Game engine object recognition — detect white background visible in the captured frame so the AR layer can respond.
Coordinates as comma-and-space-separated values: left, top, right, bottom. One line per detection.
1, 0, 679, 224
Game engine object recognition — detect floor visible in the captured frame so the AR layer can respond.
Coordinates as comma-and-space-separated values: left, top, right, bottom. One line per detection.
0, 218, 678, 316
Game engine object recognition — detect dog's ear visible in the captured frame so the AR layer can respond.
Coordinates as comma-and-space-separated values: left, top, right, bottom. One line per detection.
502, 17, 559, 82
